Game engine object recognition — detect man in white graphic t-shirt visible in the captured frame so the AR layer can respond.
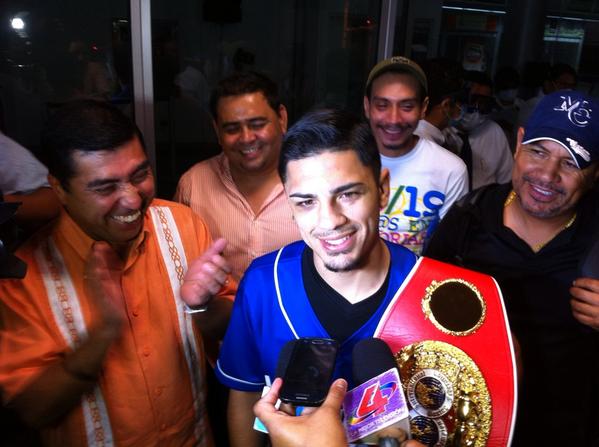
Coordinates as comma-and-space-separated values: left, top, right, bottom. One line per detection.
363, 56, 469, 254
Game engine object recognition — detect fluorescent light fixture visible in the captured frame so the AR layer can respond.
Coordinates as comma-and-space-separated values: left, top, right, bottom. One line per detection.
442, 6, 506, 15
547, 15, 599, 23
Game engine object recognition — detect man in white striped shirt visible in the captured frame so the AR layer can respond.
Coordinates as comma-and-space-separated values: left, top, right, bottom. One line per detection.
175, 71, 300, 282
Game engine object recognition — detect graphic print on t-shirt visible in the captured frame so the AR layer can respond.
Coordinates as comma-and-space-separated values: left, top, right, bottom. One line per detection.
379, 184, 445, 254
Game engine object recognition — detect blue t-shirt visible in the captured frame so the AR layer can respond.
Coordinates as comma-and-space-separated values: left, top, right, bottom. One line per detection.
216, 240, 417, 391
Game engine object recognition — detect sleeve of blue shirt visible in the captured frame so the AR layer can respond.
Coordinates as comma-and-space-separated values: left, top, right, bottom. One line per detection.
215, 273, 266, 392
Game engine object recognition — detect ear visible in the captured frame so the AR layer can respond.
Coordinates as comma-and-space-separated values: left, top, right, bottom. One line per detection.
514, 127, 525, 156
420, 97, 430, 119
278, 104, 289, 133
440, 97, 452, 113
363, 95, 371, 120
379, 168, 390, 209
48, 174, 68, 205
212, 119, 223, 146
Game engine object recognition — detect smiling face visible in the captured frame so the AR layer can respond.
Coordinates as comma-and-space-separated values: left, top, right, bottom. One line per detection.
364, 72, 427, 157
284, 150, 389, 274
214, 91, 287, 176
50, 137, 155, 251
512, 129, 598, 219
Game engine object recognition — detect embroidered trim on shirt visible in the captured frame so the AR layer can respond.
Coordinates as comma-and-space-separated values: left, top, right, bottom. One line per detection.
35, 237, 114, 447
149, 206, 206, 445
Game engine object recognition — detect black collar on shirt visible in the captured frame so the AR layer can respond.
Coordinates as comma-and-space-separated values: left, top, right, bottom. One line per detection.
300, 246, 390, 342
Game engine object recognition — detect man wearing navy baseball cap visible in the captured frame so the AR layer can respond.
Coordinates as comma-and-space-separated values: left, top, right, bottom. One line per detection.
424, 90, 599, 446
521, 91, 599, 169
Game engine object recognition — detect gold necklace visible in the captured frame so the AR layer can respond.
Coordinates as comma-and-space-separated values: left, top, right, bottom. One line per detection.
503, 190, 517, 207
504, 190, 577, 252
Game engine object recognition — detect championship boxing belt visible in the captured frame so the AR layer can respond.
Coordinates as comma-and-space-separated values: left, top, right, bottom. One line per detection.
375, 257, 517, 447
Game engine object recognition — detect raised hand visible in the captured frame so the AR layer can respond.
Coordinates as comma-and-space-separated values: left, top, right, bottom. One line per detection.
181, 238, 232, 307
571, 277, 599, 331
84, 241, 126, 336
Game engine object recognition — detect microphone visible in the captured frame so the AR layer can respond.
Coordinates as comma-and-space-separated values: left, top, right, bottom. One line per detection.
343, 338, 410, 446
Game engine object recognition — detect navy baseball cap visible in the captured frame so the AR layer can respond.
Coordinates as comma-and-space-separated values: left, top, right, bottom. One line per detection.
522, 91, 599, 169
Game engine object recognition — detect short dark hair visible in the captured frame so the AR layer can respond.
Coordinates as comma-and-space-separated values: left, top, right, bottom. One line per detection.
465, 70, 493, 90
420, 58, 463, 109
278, 109, 380, 184
549, 63, 577, 83
209, 71, 281, 120
41, 99, 143, 189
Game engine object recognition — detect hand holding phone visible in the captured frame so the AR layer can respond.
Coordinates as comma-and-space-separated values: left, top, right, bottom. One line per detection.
278, 338, 339, 407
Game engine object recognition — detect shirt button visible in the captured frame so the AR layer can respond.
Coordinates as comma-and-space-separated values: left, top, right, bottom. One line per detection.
154, 387, 162, 396
160, 423, 167, 431
142, 347, 151, 357
132, 307, 139, 317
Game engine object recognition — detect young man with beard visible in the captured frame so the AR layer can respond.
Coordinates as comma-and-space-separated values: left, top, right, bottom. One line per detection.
0, 100, 235, 446
425, 91, 599, 446
215, 109, 418, 447
175, 71, 300, 282
363, 56, 468, 255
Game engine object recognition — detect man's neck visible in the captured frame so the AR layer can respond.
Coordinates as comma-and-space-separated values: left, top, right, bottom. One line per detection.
230, 165, 281, 214
314, 240, 390, 304
106, 242, 130, 260
424, 113, 446, 132
378, 135, 419, 158
111, 226, 147, 261
503, 196, 577, 252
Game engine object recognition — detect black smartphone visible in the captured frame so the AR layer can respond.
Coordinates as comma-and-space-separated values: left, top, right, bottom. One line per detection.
278, 338, 339, 407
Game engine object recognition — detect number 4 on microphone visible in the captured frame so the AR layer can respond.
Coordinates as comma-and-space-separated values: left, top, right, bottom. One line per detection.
357, 381, 396, 418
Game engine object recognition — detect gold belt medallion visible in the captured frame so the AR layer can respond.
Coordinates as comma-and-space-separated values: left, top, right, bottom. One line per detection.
395, 341, 492, 447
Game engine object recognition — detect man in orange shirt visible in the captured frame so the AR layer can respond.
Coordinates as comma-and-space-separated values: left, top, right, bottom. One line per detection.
0, 100, 235, 446
175, 71, 300, 282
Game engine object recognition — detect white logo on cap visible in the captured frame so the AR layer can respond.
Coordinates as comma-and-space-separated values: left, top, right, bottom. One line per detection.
566, 137, 591, 162
554, 96, 592, 127
391, 56, 410, 64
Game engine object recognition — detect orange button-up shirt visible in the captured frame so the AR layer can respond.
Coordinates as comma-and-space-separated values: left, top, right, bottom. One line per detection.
175, 153, 301, 281
0, 199, 235, 446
